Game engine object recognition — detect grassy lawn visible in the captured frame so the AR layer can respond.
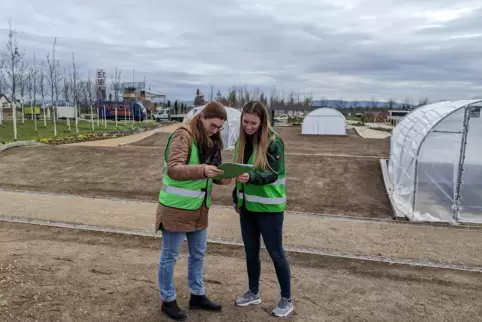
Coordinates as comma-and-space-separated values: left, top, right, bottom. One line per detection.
346, 116, 362, 122
0, 120, 157, 144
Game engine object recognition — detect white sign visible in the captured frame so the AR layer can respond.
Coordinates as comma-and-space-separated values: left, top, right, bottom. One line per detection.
97, 69, 106, 79
96, 69, 107, 101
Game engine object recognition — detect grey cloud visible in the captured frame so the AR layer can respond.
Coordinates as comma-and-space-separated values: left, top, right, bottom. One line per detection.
414, 7, 482, 29
1, 0, 482, 102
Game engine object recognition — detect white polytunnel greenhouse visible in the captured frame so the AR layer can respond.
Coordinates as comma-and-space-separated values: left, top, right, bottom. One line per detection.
301, 107, 347, 135
385, 99, 482, 224
183, 104, 241, 150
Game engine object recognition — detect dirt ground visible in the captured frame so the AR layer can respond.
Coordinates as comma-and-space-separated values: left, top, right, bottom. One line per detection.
128, 127, 389, 157
3, 190, 482, 267
1, 222, 481, 322
0, 145, 392, 218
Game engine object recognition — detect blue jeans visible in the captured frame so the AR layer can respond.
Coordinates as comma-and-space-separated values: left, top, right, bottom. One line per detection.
158, 228, 207, 302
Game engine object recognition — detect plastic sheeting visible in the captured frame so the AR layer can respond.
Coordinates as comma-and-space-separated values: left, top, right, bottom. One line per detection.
301, 108, 347, 135
183, 104, 241, 150
388, 99, 482, 224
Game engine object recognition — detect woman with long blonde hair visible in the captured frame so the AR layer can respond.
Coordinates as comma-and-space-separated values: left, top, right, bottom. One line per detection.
156, 101, 232, 320
232, 101, 292, 317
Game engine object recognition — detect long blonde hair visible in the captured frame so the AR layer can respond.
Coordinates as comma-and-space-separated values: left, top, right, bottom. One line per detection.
235, 101, 275, 171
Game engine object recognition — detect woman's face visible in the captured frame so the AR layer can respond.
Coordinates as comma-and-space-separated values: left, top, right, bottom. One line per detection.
201, 115, 225, 137
242, 113, 261, 135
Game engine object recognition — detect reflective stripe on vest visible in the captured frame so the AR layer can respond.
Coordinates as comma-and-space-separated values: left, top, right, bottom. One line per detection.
159, 132, 212, 210
163, 186, 210, 199
234, 137, 286, 213
237, 193, 286, 205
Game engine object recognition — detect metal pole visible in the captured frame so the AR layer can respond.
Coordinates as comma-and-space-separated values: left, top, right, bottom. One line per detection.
453, 106, 471, 222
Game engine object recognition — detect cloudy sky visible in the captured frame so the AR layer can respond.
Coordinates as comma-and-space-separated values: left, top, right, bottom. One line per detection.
1, 0, 482, 103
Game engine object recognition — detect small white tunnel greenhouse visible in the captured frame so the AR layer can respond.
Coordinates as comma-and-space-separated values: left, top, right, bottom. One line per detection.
183, 104, 241, 150
382, 100, 482, 224
301, 107, 347, 135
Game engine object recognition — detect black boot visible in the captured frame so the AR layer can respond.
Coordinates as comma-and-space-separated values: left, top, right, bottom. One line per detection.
189, 294, 222, 311
161, 299, 187, 321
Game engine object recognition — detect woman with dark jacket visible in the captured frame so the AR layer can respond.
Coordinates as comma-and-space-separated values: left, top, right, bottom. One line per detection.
232, 101, 293, 318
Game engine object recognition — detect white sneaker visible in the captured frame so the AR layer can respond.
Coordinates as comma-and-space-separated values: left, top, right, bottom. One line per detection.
235, 290, 262, 307
271, 297, 294, 317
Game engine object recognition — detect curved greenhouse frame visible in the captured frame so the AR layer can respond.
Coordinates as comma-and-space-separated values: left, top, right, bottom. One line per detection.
388, 100, 482, 224
301, 108, 347, 135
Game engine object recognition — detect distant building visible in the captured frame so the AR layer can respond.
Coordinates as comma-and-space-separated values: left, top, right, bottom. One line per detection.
0, 94, 11, 108
363, 111, 388, 123
387, 109, 410, 125
0, 94, 15, 121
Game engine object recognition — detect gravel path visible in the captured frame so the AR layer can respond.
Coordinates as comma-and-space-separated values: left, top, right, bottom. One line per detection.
1, 190, 481, 267
68, 123, 181, 147
354, 126, 392, 139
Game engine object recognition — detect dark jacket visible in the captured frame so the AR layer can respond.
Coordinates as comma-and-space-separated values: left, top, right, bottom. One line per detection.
232, 133, 284, 205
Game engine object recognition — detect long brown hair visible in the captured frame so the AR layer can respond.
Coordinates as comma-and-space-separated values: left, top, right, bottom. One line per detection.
189, 101, 227, 149
235, 101, 275, 171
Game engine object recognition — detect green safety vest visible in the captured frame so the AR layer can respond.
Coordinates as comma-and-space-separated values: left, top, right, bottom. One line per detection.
235, 137, 286, 212
159, 131, 213, 210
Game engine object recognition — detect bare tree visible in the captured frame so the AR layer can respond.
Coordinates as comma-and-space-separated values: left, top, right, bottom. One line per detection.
3, 22, 27, 140
403, 98, 412, 110
39, 62, 47, 126
215, 89, 222, 101
110, 67, 122, 102
54, 73, 61, 109
269, 85, 277, 107
70, 53, 79, 134
227, 86, 236, 107
209, 84, 214, 101
319, 96, 327, 107
279, 90, 285, 105
18, 68, 28, 124
28, 53, 39, 130
0, 58, 5, 93
418, 97, 430, 107
351, 100, 360, 111
79, 81, 88, 108
385, 98, 396, 110
369, 97, 378, 109
243, 85, 250, 103
86, 75, 95, 106
288, 92, 295, 105
259, 91, 267, 105
110, 67, 122, 127
303, 92, 313, 106
0, 58, 5, 125
236, 86, 244, 106
86, 75, 95, 130
46, 37, 61, 136
62, 68, 70, 104
251, 87, 261, 101
335, 97, 345, 110
62, 68, 71, 130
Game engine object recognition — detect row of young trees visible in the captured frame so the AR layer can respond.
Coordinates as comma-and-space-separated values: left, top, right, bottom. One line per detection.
194, 86, 314, 108
165, 100, 188, 115
192, 86, 430, 111
0, 23, 111, 140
